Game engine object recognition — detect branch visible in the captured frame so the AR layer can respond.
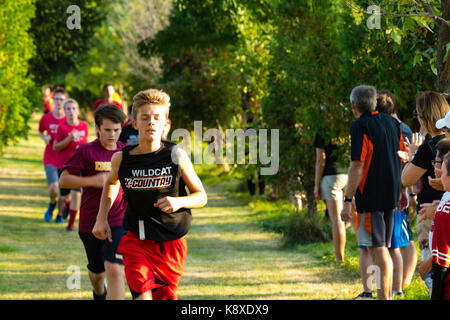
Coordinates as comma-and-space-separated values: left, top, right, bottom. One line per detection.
345, 1, 450, 28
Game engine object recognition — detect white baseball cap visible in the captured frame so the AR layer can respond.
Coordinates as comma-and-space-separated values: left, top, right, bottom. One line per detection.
436, 110, 450, 129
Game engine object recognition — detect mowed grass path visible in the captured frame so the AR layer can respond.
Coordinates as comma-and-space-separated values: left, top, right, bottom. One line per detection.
0, 114, 362, 300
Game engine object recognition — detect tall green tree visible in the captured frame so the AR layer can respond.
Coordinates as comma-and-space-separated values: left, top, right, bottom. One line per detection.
0, 0, 40, 151
62, 0, 173, 109
263, 0, 437, 215
29, 0, 110, 85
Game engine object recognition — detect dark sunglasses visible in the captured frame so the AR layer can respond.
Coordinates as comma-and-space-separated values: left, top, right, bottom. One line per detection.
432, 160, 443, 166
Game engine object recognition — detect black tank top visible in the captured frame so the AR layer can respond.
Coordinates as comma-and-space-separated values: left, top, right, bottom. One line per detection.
119, 141, 192, 241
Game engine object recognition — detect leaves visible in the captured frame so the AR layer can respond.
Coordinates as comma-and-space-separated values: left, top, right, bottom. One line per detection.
0, 0, 40, 151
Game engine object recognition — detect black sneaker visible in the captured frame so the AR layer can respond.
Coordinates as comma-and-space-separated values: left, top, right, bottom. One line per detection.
393, 291, 404, 298
62, 203, 70, 219
353, 291, 374, 299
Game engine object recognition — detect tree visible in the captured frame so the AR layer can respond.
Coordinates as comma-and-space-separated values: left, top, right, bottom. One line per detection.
263, 0, 437, 216
62, 0, 173, 109
0, 0, 40, 151
29, 0, 110, 85
347, 0, 450, 93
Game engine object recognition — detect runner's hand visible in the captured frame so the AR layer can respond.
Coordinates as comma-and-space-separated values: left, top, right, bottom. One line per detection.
92, 219, 112, 243
154, 196, 181, 214
43, 135, 51, 145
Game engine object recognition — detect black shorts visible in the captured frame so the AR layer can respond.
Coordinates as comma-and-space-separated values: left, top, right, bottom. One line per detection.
79, 226, 126, 274
57, 169, 81, 196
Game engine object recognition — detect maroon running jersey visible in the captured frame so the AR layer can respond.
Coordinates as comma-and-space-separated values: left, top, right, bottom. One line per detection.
63, 139, 127, 232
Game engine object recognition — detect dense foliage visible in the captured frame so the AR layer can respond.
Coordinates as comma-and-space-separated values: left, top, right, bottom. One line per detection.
2, 0, 448, 213
0, 0, 40, 151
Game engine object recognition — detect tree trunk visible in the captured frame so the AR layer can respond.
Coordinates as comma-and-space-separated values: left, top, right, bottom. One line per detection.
436, 0, 450, 93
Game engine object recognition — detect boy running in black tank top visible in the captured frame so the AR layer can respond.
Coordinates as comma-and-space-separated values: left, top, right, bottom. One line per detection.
93, 89, 207, 300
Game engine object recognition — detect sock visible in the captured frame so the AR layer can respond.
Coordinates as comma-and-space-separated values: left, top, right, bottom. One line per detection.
93, 284, 107, 300
67, 209, 77, 229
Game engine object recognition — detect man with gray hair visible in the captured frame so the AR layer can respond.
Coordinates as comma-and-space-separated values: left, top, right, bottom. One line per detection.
341, 85, 408, 300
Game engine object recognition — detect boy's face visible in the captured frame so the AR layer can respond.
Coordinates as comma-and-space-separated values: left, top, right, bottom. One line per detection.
64, 102, 79, 123
441, 160, 450, 191
53, 93, 66, 114
96, 119, 122, 148
133, 104, 168, 142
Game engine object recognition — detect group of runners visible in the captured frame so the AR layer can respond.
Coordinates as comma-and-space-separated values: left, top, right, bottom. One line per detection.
38, 86, 207, 300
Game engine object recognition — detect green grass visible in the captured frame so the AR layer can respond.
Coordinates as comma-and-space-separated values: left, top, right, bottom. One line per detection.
239, 192, 430, 300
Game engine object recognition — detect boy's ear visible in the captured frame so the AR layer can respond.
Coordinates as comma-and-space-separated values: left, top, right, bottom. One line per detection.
95, 124, 101, 136
132, 119, 138, 130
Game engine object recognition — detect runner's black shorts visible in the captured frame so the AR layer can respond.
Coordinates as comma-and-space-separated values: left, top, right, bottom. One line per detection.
57, 169, 81, 196
79, 226, 126, 274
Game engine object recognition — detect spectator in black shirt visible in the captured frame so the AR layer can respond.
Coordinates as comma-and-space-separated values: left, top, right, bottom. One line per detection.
341, 85, 407, 300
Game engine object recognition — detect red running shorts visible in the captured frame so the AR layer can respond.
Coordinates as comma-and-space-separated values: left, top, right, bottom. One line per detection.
118, 231, 188, 300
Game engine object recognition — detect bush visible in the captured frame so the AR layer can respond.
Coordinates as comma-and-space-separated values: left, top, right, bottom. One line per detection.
277, 210, 332, 248
250, 199, 332, 248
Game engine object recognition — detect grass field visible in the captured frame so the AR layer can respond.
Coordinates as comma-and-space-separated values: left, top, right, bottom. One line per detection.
0, 113, 428, 300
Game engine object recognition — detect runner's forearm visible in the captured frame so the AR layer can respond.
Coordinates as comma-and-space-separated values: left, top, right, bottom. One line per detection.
177, 191, 207, 209
59, 171, 101, 189
53, 135, 73, 151
97, 181, 120, 221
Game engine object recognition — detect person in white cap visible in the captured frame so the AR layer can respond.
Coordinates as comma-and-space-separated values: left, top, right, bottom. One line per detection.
436, 110, 450, 138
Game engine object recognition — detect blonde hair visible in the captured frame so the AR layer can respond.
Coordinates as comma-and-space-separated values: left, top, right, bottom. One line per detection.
132, 89, 170, 120
63, 98, 79, 110
416, 91, 450, 135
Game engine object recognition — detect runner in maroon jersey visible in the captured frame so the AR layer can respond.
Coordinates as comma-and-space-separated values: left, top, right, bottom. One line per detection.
59, 104, 127, 300
93, 89, 207, 300
54, 99, 89, 229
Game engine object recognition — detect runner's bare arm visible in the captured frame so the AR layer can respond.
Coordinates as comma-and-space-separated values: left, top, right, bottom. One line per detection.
92, 151, 122, 242
154, 146, 207, 213
53, 131, 75, 151
59, 169, 109, 189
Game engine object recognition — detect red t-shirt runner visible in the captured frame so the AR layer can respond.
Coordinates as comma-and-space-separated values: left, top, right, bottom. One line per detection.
54, 120, 89, 166
431, 192, 450, 300
62, 139, 127, 232
39, 112, 67, 169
